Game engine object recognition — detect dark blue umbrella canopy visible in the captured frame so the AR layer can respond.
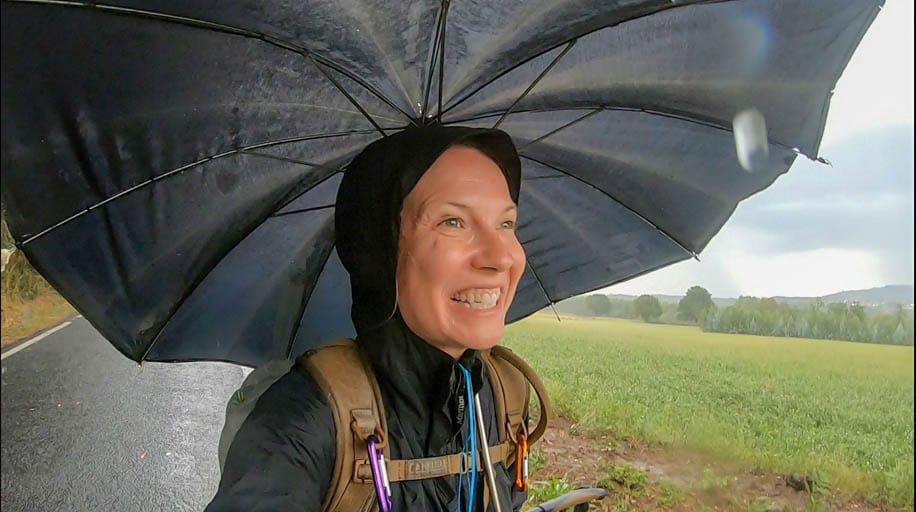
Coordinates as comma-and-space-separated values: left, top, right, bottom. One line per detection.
1, 0, 882, 366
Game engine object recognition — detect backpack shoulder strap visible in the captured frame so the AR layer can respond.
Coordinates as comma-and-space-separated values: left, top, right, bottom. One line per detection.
297, 339, 387, 512
481, 345, 551, 454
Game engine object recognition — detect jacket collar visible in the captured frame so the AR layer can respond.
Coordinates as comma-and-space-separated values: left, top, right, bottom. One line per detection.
356, 313, 484, 423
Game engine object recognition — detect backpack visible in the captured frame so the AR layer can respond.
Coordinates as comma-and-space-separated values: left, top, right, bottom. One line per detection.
218, 339, 551, 511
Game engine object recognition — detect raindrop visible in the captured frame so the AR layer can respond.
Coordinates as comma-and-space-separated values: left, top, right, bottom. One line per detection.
732, 108, 769, 172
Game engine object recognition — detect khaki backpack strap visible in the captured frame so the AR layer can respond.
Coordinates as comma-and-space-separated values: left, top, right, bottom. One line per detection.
385, 443, 513, 482
484, 346, 552, 449
298, 339, 387, 512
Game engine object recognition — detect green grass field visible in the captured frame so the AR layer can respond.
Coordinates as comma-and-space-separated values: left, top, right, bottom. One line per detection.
503, 314, 915, 508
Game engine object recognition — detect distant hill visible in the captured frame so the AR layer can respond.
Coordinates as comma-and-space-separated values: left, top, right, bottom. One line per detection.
819, 285, 914, 305
606, 293, 736, 307
602, 284, 914, 307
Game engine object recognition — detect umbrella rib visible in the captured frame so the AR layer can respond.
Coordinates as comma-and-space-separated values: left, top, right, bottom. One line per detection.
7, 0, 416, 124
305, 54, 417, 125
516, 108, 604, 152
492, 40, 577, 130
270, 168, 348, 220
272, 204, 335, 218
17, 130, 373, 247
435, 0, 451, 123
304, 56, 388, 136
455, 105, 809, 159
518, 153, 700, 260
525, 260, 562, 322
440, 0, 722, 116
239, 150, 339, 174
238, 151, 349, 215
285, 240, 337, 359
422, 1, 448, 120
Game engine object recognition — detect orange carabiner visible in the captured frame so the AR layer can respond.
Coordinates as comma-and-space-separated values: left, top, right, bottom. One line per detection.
514, 428, 529, 491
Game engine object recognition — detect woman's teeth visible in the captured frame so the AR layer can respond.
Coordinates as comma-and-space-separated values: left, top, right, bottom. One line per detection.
451, 289, 500, 309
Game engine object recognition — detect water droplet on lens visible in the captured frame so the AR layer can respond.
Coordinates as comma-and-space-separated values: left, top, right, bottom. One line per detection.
733, 108, 769, 173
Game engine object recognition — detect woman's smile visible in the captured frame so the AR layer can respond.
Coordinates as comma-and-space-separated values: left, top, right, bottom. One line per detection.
450, 287, 502, 309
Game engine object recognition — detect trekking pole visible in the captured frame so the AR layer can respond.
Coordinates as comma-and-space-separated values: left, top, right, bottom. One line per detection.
473, 394, 502, 512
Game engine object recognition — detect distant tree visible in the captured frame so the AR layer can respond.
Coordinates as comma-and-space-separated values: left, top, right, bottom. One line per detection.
892, 323, 907, 344
633, 294, 663, 322
827, 302, 849, 317
850, 302, 866, 323
585, 294, 611, 316
760, 297, 781, 312
811, 298, 825, 313
678, 286, 716, 323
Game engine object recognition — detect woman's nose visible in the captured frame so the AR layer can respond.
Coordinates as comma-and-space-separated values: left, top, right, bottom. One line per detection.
471, 229, 515, 272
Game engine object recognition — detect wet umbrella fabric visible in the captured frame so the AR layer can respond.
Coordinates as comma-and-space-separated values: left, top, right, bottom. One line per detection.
0, 0, 881, 366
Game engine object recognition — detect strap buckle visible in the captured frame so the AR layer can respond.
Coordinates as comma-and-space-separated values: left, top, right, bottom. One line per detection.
458, 451, 475, 474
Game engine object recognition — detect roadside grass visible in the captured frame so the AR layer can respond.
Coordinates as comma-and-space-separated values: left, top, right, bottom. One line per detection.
655, 480, 685, 509
1, 251, 76, 347
503, 314, 915, 509
595, 460, 648, 497
526, 475, 575, 507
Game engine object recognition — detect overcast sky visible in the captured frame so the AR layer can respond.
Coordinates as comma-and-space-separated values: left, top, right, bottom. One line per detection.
606, 0, 915, 299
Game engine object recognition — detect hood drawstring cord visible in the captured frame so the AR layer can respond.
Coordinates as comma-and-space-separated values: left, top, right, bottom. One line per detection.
457, 365, 478, 512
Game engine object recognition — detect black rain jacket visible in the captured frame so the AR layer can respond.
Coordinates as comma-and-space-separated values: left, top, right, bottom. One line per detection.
206, 125, 527, 511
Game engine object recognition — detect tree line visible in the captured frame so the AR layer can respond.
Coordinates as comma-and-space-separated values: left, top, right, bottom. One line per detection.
702, 296, 914, 346
560, 286, 914, 346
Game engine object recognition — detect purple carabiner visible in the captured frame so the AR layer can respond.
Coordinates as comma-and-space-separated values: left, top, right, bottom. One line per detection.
367, 435, 392, 512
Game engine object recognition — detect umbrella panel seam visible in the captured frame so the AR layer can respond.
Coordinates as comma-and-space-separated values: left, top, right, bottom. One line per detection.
452, 106, 808, 159
140, 168, 341, 362
285, 239, 337, 360
492, 40, 577, 130
435, 0, 450, 124
422, 1, 448, 121
524, 260, 561, 321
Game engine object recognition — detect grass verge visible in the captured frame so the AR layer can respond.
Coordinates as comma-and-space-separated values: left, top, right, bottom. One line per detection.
1, 251, 76, 347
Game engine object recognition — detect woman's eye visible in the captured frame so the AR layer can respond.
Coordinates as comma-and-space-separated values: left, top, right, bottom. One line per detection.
441, 218, 462, 228
500, 220, 516, 230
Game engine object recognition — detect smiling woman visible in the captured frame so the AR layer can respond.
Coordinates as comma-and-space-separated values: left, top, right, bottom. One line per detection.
209, 126, 539, 512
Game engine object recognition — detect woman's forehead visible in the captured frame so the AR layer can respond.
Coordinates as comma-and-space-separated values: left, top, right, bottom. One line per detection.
412, 146, 509, 193
407, 167, 514, 220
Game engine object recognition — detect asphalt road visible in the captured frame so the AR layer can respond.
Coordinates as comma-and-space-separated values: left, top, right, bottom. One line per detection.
1, 317, 248, 512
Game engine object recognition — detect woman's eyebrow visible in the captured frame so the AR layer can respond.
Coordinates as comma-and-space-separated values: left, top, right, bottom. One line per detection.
445, 202, 517, 213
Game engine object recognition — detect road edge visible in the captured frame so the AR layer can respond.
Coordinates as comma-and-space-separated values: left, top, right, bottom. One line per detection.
1, 314, 81, 359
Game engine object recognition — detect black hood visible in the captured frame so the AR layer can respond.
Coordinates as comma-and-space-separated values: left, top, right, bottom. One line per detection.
334, 124, 521, 335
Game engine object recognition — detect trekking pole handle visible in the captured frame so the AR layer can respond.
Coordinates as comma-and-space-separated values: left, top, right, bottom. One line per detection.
474, 394, 502, 512
529, 487, 607, 512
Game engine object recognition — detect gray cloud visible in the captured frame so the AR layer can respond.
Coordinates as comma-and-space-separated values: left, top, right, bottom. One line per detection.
727, 124, 914, 282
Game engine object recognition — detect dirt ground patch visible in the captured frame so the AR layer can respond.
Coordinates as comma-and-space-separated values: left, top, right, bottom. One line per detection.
529, 417, 899, 512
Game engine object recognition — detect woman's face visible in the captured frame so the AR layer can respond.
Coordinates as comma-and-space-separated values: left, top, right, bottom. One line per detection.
396, 146, 526, 358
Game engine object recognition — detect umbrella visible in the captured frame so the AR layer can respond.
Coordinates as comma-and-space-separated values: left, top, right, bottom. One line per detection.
1, 0, 882, 366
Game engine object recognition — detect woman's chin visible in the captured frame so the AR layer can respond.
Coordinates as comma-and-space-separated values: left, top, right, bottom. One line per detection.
454, 330, 503, 352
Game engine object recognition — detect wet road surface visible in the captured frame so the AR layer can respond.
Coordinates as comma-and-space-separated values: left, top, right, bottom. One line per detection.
1, 317, 248, 512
